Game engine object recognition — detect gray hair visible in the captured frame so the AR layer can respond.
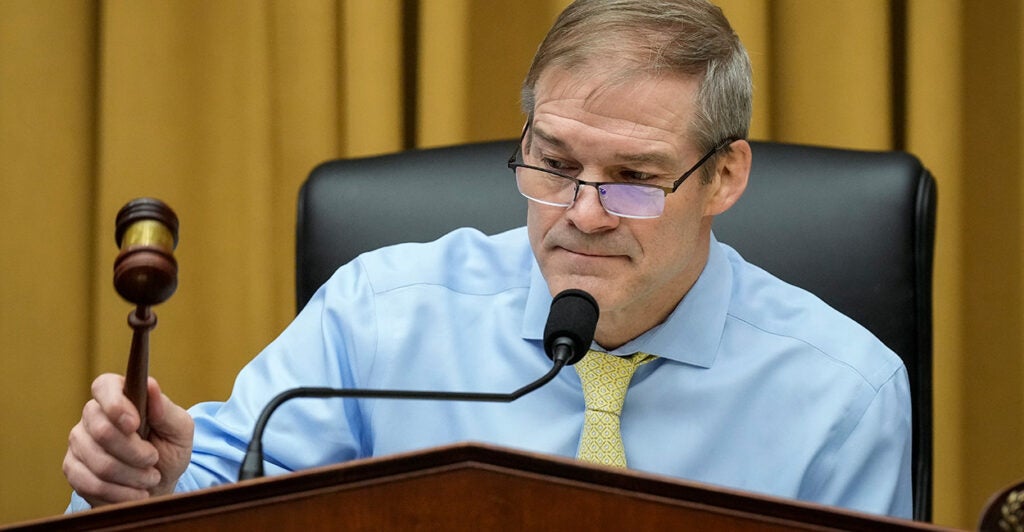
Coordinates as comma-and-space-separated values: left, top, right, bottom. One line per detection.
521, 0, 752, 182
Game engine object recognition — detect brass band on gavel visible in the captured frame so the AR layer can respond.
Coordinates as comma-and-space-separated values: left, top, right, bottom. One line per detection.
114, 199, 179, 307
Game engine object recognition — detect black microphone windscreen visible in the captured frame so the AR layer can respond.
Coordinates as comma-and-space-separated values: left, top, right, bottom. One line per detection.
543, 289, 599, 365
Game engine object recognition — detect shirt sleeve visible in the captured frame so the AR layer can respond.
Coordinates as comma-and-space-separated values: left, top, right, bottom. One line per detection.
181, 259, 377, 488
65, 259, 377, 513
65, 493, 90, 513
806, 365, 913, 518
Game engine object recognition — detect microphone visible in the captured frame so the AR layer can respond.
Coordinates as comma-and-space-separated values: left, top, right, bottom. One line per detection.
543, 288, 598, 365
237, 288, 599, 481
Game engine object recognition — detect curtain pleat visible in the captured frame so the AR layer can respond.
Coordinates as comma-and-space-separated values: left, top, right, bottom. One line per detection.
717, 0, 772, 139
906, 2, 966, 521
0, 0, 97, 519
341, 0, 403, 155
769, 1, 893, 148
958, 0, 1024, 516
1, 1, 1020, 528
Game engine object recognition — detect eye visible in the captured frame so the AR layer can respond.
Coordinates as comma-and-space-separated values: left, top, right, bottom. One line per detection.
541, 157, 579, 174
619, 170, 657, 182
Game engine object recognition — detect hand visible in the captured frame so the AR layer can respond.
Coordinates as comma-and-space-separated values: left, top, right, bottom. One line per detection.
63, 373, 194, 507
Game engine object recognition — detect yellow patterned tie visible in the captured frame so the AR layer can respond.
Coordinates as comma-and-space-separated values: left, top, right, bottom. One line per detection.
574, 350, 655, 468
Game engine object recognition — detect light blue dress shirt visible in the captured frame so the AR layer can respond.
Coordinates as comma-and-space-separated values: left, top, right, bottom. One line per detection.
70, 226, 912, 518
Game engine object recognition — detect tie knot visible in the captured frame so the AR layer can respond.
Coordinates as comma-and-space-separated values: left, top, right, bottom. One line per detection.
575, 350, 654, 413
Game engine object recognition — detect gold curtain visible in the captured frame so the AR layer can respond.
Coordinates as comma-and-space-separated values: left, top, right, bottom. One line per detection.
1, 1, 1021, 528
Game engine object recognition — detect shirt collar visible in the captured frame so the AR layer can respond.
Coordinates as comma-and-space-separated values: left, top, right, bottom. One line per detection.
521, 232, 731, 368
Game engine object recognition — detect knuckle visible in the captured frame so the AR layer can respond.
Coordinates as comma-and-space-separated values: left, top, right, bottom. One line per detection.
65, 460, 101, 496
92, 454, 121, 480
90, 375, 111, 397
81, 398, 97, 419
78, 476, 108, 500
90, 417, 121, 446
67, 424, 92, 462
67, 422, 81, 447
61, 450, 76, 479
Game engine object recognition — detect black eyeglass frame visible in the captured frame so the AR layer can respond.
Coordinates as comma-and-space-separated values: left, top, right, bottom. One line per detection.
506, 121, 737, 216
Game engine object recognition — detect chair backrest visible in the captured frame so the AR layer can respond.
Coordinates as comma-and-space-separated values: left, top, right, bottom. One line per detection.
296, 139, 936, 521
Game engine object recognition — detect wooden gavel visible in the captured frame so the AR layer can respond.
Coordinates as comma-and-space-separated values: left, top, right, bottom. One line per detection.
113, 198, 179, 439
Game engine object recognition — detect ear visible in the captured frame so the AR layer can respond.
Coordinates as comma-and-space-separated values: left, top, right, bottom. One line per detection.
703, 139, 751, 217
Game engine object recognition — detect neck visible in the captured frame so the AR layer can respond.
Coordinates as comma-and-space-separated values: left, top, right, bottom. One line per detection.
593, 251, 710, 351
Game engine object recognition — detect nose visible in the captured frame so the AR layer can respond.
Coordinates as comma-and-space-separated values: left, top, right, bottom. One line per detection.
566, 182, 620, 233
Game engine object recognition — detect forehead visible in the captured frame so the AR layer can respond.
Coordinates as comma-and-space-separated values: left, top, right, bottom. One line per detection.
530, 66, 700, 156
531, 66, 699, 141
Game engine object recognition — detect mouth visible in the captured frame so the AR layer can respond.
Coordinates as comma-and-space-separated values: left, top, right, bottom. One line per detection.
558, 246, 627, 261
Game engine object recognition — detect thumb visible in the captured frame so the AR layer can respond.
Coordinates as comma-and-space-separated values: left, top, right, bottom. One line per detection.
145, 377, 194, 446
143, 377, 194, 497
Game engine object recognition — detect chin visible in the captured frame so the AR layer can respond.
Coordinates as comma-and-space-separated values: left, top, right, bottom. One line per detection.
547, 275, 613, 308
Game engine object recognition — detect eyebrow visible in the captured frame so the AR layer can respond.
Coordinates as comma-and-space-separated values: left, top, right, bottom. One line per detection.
529, 126, 567, 151
530, 124, 677, 170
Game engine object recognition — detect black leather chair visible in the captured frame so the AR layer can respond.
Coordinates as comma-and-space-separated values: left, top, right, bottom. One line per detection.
296, 139, 936, 521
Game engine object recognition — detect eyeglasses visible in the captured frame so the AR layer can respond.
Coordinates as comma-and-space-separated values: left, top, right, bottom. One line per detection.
507, 122, 735, 219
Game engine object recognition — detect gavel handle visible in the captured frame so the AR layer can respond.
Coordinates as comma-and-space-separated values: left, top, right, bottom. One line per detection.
124, 305, 156, 439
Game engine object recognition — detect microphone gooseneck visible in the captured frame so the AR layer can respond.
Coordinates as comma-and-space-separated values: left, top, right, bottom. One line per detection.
238, 288, 600, 481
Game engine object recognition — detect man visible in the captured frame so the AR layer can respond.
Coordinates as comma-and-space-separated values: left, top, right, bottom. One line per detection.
64, 0, 912, 518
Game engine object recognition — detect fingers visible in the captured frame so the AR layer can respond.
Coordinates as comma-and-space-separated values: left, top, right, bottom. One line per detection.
91, 373, 139, 435
64, 373, 166, 507
63, 448, 149, 507
64, 416, 160, 507
68, 373, 196, 504
80, 397, 159, 469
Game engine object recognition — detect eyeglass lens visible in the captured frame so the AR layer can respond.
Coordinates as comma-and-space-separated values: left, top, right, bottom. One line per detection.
514, 167, 665, 218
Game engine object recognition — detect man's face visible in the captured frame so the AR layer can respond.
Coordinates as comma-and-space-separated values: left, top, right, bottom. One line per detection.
526, 68, 744, 349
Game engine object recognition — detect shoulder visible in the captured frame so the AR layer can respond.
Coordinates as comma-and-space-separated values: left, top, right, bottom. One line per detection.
719, 242, 905, 390
333, 226, 533, 296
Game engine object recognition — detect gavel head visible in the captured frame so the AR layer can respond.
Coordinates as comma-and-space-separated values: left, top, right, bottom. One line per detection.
114, 198, 179, 306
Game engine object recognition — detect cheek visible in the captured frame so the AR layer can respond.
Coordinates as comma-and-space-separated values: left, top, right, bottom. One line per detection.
635, 203, 706, 265
526, 203, 558, 248
661, 188, 713, 235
